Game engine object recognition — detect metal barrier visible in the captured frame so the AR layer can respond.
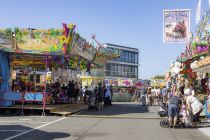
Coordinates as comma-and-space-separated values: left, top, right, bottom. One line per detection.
112, 92, 132, 102
0, 91, 45, 116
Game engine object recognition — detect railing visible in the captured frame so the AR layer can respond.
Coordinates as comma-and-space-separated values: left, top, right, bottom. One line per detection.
112, 92, 132, 102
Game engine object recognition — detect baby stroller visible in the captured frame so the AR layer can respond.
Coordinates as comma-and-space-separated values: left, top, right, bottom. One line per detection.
87, 92, 98, 111
159, 103, 186, 128
158, 102, 168, 117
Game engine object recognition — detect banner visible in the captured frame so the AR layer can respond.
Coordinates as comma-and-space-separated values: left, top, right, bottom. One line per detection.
196, 0, 201, 24
163, 9, 190, 43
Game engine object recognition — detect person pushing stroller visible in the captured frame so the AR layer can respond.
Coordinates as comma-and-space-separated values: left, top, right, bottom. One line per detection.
168, 92, 182, 128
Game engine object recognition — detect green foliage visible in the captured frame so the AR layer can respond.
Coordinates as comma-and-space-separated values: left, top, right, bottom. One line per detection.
4, 28, 12, 40
55, 30, 60, 36
152, 75, 165, 80
14, 27, 23, 42
80, 60, 87, 70
50, 28, 56, 36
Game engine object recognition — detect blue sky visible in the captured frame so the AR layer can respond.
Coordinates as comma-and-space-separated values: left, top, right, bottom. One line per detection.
0, 0, 209, 79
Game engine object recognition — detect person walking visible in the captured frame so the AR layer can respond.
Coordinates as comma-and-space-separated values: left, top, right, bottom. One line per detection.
74, 82, 79, 104
186, 92, 203, 127
162, 87, 168, 103
97, 83, 104, 111
110, 85, 113, 106
67, 81, 75, 104
140, 87, 147, 106
147, 88, 153, 106
94, 86, 98, 107
105, 86, 112, 106
102, 85, 107, 107
132, 89, 138, 102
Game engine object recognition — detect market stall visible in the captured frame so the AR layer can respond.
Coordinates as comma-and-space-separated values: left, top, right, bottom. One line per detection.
0, 23, 99, 115
0, 22, 122, 115
104, 78, 135, 102
165, 9, 210, 118
192, 56, 210, 118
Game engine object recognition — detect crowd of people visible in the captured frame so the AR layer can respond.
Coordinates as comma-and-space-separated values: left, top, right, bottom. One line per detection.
132, 87, 166, 106
46, 81, 114, 111
133, 85, 206, 128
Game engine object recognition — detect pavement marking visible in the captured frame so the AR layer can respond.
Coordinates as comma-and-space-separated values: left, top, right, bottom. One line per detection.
70, 114, 163, 119
0, 130, 26, 132
3, 117, 67, 140
19, 118, 32, 121
0, 121, 47, 124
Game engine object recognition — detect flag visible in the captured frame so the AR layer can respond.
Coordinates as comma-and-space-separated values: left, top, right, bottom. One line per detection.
209, 0, 210, 6
196, 0, 201, 24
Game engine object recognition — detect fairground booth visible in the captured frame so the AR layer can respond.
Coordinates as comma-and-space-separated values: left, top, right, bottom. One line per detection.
80, 36, 121, 89
104, 79, 150, 102
166, 9, 210, 118
0, 23, 120, 115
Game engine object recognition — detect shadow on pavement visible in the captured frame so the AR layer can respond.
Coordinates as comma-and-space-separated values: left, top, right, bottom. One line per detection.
0, 125, 70, 140
77, 102, 157, 116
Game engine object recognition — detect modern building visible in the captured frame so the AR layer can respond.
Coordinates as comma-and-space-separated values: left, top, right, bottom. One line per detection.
104, 43, 139, 81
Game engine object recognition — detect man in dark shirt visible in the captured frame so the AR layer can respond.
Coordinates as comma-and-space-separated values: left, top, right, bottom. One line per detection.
168, 92, 182, 128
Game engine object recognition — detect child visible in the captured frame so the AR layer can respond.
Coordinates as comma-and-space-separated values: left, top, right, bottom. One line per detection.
181, 100, 191, 126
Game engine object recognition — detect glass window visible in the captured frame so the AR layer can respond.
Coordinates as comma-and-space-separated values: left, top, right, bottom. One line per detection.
135, 67, 138, 78
131, 53, 134, 63
121, 51, 125, 62
128, 52, 130, 63
105, 63, 110, 76
113, 64, 117, 76
124, 66, 128, 77
125, 51, 129, 63
110, 64, 114, 76
118, 65, 122, 77
127, 66, 131, 77
121, 65, 125, 77
135, 53, 138, 64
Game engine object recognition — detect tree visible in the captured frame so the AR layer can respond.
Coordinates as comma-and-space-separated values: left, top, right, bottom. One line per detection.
152, 75, 165, 80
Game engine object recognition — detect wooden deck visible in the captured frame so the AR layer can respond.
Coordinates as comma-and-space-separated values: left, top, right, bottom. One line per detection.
0, 103, 88, 116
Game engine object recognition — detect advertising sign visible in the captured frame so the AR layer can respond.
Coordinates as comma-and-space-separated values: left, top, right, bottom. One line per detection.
163, 9, 190, 43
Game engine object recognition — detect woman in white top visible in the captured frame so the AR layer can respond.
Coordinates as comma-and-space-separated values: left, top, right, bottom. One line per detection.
186, 92, 203, 127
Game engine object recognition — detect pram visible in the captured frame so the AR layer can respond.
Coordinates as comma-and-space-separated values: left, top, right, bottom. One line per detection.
87, 92, 98, 111
158, 102, 168, 117
159, 103, 187, 128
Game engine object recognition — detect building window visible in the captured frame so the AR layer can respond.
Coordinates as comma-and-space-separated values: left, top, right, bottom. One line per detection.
113, 64, 117, 76
135, 67, 138, 78
135, 53, 138, 64
131, 53, 134, 63
110, 64, 114, 76
105, 63, 110, 76
118, 65, 122, 77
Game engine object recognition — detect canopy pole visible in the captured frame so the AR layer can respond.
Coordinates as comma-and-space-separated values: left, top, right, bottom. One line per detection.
42, 55, 47, 116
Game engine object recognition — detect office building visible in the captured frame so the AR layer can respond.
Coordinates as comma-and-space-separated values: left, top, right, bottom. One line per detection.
104, 43, 139, 80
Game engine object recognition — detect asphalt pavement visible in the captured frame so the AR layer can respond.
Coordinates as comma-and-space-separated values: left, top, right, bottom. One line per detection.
0, 102, 210, 140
